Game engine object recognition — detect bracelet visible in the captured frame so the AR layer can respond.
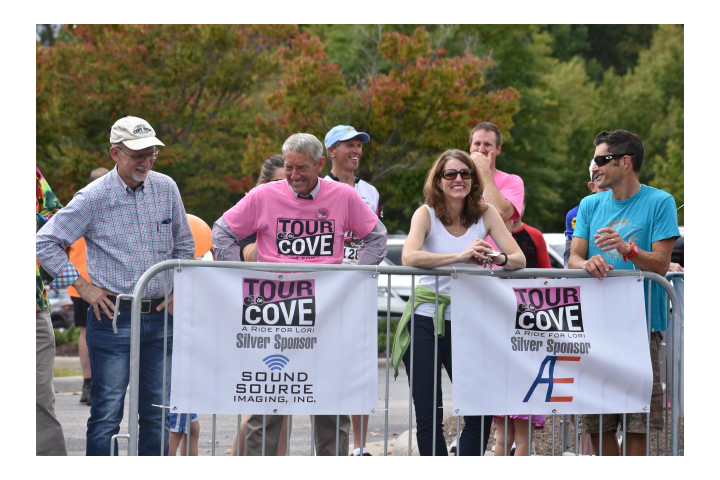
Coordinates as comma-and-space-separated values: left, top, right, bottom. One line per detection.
497, 252, 508, 266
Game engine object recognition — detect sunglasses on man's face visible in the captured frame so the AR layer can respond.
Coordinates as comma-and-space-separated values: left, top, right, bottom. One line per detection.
593, 153, 632, 167
440, 168, 473, 180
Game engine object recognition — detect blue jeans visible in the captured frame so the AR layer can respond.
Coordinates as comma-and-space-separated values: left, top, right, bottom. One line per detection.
402, 314, 493, 456
86, 305, 172, 456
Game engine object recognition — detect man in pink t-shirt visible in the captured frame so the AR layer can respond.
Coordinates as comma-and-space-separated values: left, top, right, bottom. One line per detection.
219, 133, 387, 455
468, 121, 524, 252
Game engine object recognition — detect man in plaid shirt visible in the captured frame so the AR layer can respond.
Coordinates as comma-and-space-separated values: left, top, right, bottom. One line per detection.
36, 116, 195, 455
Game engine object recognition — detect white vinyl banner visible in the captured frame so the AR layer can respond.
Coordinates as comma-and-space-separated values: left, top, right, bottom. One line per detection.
451, 275, 652, 415
170, 267, 378, 415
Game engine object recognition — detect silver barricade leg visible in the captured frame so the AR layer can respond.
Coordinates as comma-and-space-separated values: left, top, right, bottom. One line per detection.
384, 274, 391, 456
432, 276, 439, 456
671, 278, 681, 455
598, 414, 602, 456
261, 414, 266, 456
236, 415, 242, 455
335, 414, 340, 456
161, 282, 170, 456
408, 275, 416, 455
646, 279, 653, 456
561, 414, 571, 453
479, 416, 484, 455
310, 416, 316, 456
286, 415, 291, 456
360, 412, 364, 456
622, 413, 627, 456
575, 415, 579, 455
665, 284, 672, 455
456, 416, 461, 456
504, 416, 508, 455
528, 414, 532, 456
551, 415, 555, 456
285, 416, 291, 456
186, 414, 191, 456
212, 414, 217, 456
111, 433, 130, 456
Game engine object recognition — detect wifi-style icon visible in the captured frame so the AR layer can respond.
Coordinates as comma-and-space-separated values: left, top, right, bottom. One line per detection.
263, 354, 290, 371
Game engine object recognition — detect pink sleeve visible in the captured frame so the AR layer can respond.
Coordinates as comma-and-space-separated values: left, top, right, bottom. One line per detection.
347, 190, 378, 238
499, 174, 524, 222
222, 190, 258, 239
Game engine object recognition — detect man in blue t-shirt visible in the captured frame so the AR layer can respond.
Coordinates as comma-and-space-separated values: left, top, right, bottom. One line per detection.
569, 129, 679, 456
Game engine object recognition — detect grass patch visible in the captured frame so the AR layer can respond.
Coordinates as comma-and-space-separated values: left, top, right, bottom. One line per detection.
53, 368, 82, 377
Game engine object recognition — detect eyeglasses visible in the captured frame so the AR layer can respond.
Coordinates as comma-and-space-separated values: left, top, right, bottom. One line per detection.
593, 153, 631, 167
440, 168, 473, 180
116, 146, 159, 162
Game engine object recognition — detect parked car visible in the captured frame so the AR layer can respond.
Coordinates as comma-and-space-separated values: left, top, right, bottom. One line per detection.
672, 227, 684, 267
541, 233, 567, 268
385, 234, 406, 267
47, 287, 74, 329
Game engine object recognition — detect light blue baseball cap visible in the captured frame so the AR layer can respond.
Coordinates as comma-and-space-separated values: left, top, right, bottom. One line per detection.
324, 125, 370, 149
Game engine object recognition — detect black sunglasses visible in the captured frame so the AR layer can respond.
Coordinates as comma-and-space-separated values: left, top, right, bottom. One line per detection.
593, 153, 632, 167
440, 168, 473, 180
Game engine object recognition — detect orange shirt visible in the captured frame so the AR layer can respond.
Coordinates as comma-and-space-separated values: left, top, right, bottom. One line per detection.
66, 238, 88, 297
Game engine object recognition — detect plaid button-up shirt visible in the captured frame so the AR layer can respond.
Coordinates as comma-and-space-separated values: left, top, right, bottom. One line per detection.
36, 167, 195, 298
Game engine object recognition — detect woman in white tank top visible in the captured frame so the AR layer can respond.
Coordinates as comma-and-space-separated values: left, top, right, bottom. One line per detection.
393, 149, 524, 456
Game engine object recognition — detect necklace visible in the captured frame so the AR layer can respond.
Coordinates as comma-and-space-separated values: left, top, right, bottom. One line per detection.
448, 221, 464, 236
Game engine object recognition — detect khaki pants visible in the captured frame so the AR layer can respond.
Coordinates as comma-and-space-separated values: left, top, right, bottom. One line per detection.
245, 414, 349, 455
36, 308, 67, 455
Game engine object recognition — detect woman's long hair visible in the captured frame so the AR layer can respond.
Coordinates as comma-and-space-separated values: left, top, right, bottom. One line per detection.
423, 149, 487, 228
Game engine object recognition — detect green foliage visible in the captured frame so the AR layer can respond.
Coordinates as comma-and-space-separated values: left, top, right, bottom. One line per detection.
377, 317, 400, 354
53, 326, 81, 347
37, 24, 683, 233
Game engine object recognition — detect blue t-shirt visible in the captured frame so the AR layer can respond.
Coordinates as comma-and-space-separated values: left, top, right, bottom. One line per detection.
565, 205, 579, 241
574, 185, 680, 331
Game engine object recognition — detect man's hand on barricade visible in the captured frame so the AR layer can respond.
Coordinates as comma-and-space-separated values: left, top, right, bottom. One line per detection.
594, 227, 630, 255
73, 277, 115, 319
668, 262, 684, 273
157, 293, 174, 315
583, 254, 614, 280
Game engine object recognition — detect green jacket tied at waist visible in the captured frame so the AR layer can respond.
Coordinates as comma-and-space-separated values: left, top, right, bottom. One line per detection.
390, 284, 451, 379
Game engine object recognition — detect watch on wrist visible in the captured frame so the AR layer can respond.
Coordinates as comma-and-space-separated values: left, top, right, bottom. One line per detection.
622, 241, 639, 262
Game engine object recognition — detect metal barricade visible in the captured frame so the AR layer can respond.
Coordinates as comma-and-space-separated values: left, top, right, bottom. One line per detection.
117, 261, 682, 456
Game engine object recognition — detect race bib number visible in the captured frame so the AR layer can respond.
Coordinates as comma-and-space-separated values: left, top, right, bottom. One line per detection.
344, 246, 360, 264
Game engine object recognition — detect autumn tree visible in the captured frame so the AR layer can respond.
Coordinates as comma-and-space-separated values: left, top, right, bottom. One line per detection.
37, 24, 293, 223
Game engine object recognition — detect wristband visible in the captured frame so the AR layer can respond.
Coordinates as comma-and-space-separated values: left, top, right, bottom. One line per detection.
622, 241, 639, 262
497, 252, 508, 267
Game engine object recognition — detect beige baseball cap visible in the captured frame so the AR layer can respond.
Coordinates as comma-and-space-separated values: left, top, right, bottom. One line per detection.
109, 116, 165, 150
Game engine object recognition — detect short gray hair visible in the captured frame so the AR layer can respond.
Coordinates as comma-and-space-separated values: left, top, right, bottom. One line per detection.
90, 167, 110, 181
282, 133, 323, 164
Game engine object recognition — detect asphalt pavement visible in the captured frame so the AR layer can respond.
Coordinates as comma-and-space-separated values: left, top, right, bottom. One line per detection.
53, 357, 453, 456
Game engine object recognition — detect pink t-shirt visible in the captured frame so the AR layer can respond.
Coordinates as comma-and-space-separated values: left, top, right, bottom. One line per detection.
486, 169, 524, 253
223, 178, 378, 264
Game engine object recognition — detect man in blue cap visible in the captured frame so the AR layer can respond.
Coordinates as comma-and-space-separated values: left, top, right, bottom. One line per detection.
323, 125, 380, 455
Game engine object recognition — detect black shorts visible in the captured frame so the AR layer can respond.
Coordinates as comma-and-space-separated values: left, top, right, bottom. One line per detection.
71, 296, 90, 328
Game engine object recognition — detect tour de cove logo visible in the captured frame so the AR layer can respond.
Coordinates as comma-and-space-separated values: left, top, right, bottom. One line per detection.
241, 278, 316, 327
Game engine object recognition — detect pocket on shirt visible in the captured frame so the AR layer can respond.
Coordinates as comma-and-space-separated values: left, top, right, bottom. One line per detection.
153, 223, 173, 253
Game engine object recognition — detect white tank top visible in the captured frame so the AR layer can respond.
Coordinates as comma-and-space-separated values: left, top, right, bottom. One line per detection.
415, 205, 487, 320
